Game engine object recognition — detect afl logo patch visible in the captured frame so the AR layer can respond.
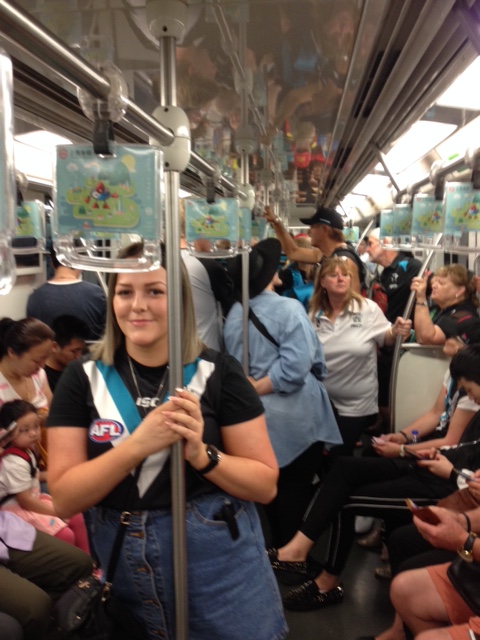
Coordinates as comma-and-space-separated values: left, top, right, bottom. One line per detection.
89, 419, 124, 442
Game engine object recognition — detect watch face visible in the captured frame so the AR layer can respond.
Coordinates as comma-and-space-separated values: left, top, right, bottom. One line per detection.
207, 445, 221, 463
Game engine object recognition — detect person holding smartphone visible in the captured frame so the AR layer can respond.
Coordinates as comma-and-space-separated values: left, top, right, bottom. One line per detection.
268, 344, 480, 612
390, 503, 480, 640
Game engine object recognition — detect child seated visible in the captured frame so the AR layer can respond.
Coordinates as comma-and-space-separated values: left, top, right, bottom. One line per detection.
0, 400, 89, 554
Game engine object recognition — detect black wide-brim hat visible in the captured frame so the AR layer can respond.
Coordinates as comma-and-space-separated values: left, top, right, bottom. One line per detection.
228, 238, 282, 299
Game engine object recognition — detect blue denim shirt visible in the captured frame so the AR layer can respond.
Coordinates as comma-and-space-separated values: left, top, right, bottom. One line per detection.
224, 291, 342, 467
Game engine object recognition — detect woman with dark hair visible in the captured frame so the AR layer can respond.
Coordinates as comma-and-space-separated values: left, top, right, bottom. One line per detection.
0, 318, 54, 414
46, 242, 288, 640
0, 317, 54, 475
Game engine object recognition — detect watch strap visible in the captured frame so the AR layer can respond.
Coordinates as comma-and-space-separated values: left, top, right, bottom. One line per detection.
196, 445, 220, 476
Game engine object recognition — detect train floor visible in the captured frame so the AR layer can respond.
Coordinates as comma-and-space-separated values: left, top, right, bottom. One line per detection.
279, 532, 394, 640
263, 433, 396, 640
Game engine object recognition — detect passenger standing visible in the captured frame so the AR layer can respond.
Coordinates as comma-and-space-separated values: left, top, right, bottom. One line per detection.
275, 235, 317, 311
180, 204, 234, 350
224, 239, 342, 546
309, 257, 411, 458
44, 315, 89, 392
46, 241, 288, 640
366, 228, 421, 322
265, 205, 366, 293
26, 246, 106, 341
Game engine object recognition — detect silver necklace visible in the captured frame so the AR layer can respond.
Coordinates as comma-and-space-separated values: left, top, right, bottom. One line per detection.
127, 355, 169, 414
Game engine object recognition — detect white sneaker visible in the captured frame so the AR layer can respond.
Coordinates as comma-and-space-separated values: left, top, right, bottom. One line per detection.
355, 516, 374, 534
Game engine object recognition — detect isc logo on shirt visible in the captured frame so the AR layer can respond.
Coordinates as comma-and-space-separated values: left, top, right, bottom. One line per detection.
89, 419, 124, 442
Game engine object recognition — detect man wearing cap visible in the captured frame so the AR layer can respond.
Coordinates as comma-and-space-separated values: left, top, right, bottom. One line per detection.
366, 228, 421, 323
265, 205, 365, 293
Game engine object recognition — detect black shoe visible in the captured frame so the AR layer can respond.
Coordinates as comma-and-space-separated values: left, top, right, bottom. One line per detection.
267, 548, 318, 585
282, 580, 344, 611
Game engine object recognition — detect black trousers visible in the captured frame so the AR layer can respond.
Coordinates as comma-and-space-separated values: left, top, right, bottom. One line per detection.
299, 456, 456, 576
264, 442, 324, 548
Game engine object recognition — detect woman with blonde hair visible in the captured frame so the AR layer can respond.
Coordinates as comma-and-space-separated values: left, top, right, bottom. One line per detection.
411, 263, 479, 345
309, 257, 411, 457
46, 242, 287, 640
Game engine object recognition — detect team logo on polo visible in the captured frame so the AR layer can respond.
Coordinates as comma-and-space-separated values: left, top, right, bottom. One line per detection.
90, 419, 124, 442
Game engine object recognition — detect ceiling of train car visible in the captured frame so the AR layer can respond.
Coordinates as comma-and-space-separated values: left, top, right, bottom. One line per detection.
3, 0, 480, 222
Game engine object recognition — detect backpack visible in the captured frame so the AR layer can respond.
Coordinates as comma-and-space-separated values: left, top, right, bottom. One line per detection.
0, 447, 36, 506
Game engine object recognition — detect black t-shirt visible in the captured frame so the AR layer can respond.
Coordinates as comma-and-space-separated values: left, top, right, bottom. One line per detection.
432, 301, 479, 335
380, 253, 421, 322
46, 348, 264, 509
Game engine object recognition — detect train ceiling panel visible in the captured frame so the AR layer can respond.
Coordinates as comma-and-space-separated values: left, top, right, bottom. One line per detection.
2, 0, 480, 212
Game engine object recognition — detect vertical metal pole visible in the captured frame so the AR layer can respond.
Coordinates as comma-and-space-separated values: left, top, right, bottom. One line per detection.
158, 35, 189, 640
389, 235, 442, 432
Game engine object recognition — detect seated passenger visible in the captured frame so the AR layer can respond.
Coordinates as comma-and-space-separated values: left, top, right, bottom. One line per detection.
0, 510, 93, 640
0, 401, 89, 554
372, 314, 480, 458
391, 502, 480, 640
411, 264, 478, 345
44, 315, 89, 392
309, 257, 411, 458
0, 318, 53, 414
224, 239, 342, 547
267, 344, 480, 612
0, 318, 54, 473
27, 246, 106, 341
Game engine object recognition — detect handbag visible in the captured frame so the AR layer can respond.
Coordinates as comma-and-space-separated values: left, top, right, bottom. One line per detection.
447, 557, 480, 616
53, 465, 146, 640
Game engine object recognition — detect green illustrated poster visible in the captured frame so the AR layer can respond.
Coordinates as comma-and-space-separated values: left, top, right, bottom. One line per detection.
444, 182, 475, 237
185, 198, 239, 244
54, 144, 162, 241
343, 226, 359, 243
379, 209, 393, 239
411, 194, 443, 237
16, 202, 44, 239
392, 204, 412, 241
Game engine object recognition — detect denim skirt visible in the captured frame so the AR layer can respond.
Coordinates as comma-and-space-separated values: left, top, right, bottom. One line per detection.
89, 492, 288, 640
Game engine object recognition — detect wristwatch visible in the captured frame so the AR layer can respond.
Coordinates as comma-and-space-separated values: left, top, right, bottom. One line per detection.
195, 444, 221, 476
458, 532, 477, 562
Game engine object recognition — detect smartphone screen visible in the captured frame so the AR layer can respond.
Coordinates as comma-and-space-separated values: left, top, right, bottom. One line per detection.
404, 446, 423, 459
405, 498, 440, 524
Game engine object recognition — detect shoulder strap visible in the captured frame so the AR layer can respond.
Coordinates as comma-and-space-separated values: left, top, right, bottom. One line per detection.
248, 308, 279, 348
0, 448, 37, 507
333, 244, 367, 289
1, 447, 36, 477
